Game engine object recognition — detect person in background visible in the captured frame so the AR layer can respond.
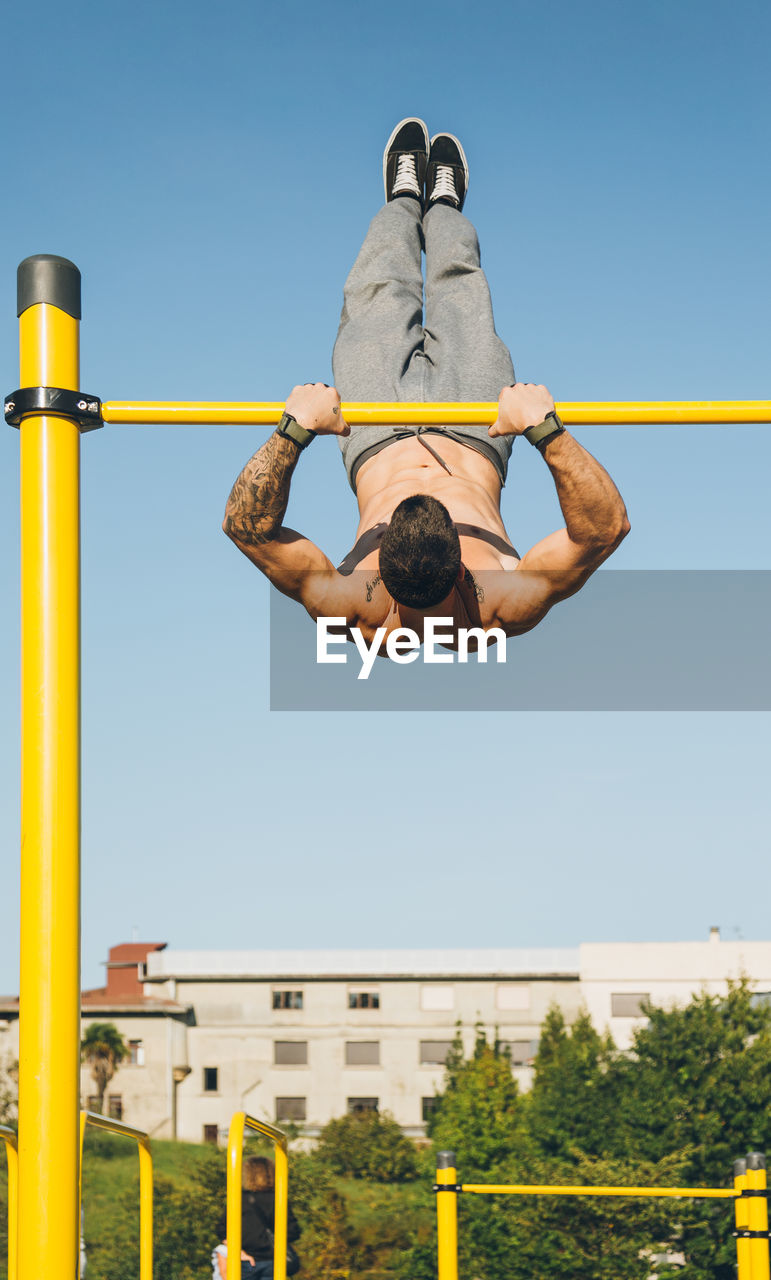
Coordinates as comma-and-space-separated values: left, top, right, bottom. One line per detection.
215, 1155, 301, 1280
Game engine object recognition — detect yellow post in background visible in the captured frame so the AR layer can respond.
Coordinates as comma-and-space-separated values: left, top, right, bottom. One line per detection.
16, 256, 83, 1280
1, 1127, 18, 1280
746, 1153, 770, 1280
734, 1158, 751, 1280
226, 1112, 289, 1280
436, 1151, 459, 1280
79, 1112, 153, 1280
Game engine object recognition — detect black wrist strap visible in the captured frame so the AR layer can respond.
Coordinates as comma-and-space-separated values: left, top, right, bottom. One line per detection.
276, 411, 316, 450
524, 410, 565, 453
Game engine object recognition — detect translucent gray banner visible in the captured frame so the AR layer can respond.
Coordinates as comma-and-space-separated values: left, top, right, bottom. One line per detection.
269, 572, 771, 711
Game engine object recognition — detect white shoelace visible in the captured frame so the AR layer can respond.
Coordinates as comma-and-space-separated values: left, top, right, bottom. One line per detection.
430, 164, 458, 205
392, 153, 420, 196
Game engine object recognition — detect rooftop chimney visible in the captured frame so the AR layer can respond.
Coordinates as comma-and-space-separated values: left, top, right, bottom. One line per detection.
709, 926, 721, 943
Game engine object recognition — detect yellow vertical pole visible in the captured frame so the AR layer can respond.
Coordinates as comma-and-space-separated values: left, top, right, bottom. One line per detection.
436, 1151, 459, 1280
226, 1113, 245, 1280
734, 1158, 751, 1280
138, 1140, 154, 1280
16, 256, 82, 1280
273, 1143, 288, 1280
1, 1130, 19, 1280
747, 1153, 770, 1280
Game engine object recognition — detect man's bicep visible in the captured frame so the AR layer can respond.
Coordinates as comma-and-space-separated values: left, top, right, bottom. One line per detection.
492, 532, 596, 632
230, 526, 362, 622
517, 530, 599, 598
228, 526, 336, 600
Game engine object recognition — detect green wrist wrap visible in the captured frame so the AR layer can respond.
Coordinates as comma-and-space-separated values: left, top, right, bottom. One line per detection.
524, 411, 566, 453
276, 411, 316, 450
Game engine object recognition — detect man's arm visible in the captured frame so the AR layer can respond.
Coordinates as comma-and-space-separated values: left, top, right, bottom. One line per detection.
488, 383, 630, 632
223, 383, 355, 617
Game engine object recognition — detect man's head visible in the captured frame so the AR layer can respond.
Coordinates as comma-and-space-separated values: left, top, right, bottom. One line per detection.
379, 494, 461, 609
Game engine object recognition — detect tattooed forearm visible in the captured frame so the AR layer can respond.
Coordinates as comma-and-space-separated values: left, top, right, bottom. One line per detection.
365, 573, 382, 602
222, 431, 301, 546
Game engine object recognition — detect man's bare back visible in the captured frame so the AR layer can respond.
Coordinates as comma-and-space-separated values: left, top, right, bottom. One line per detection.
222, 382, 631, 651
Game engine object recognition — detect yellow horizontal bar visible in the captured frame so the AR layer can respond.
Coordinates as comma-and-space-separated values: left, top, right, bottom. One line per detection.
80, 1110, 151, 1150
240, 1112, 288, 1153
0, 1126, 18, 1152
100, 400, 771, 427
460, 1184, 737, 1199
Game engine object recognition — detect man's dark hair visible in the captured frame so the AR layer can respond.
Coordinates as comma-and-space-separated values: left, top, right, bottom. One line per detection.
379, 495, 461, 609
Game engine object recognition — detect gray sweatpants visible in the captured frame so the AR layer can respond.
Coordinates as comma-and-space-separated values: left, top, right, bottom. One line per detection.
332, 198, 516, 491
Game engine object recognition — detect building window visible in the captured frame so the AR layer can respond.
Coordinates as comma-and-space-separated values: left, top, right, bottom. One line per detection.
107, 1095, 123, 1120
203, 1124, 219, 1144
496, 984, 531, 1011
128, 1039, 145, 1066
273, 990, 304, 1010
345, 1041, 380, 1066
86, 1096, 100, 1112
348, 989, 380, 1010
610, 993, 650, 1018
347, 1097, 379, 1114
422, 1096, 439, 1122
500, 1039, 539, 1066
420, 985, 454, 1012
203, 1067, 219, 1092
420, 1040, 453, 1065
276, 1097, 307, 1122
274, 1041, 308, 1066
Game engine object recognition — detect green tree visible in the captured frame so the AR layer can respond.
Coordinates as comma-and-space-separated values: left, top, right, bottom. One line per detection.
427, 1026, 527, 1175
618, 980, 771, 1179
508, 1150, 688, 1280
526, 1006, 618, 1160
81, 1022, 128, 1115
316, 1108, 419, 1181
612, 980, 771, 1279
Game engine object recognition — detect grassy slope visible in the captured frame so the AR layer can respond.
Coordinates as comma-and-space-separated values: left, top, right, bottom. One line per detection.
0, 1136, 432, 1279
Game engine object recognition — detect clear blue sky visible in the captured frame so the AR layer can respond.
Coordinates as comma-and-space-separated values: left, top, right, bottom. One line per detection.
1, 0, 769, 989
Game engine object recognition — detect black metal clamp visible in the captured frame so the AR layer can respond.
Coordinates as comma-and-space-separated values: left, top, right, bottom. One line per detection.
433, 1184, 463, 1193
5, 386, 103, 431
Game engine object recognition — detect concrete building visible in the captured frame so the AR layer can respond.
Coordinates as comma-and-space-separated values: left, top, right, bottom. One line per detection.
1, 930, 769, 1144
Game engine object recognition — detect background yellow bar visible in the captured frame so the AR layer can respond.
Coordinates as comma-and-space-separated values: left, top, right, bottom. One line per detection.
436, 1157, 459, 1280
461, 1183, 737, 1198
99, 399, 771, 426
78, 1113, 153, 1280
746, 1155, 771, 1280
1, 1128, 18, 1280
734, 1161, 751, 1280
226, 1113, 289, 1280
18, 302, 81, 1280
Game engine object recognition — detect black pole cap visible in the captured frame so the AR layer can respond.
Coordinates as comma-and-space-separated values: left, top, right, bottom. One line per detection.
747, 1152, 767, 1170
734, 1158, 748, 1177
17, 255, 81, 319
436, 1150, 456, 1169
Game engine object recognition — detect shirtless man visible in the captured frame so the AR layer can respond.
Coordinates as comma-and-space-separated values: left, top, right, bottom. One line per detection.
223, 120, 629, 646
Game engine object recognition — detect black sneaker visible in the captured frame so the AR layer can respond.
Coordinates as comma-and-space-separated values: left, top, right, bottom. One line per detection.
426, 133, 469, 211
383, 117, 429, 204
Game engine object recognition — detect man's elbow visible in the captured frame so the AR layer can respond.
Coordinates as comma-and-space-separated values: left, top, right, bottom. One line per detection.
612, 511, 631, 548
600, 506, 631, 554
222, 511, 253, 546
583, 512, 630, 562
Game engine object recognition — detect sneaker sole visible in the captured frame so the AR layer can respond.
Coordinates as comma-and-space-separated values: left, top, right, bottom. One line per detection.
429, 132, 470, 201
383, 117, 429, 202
